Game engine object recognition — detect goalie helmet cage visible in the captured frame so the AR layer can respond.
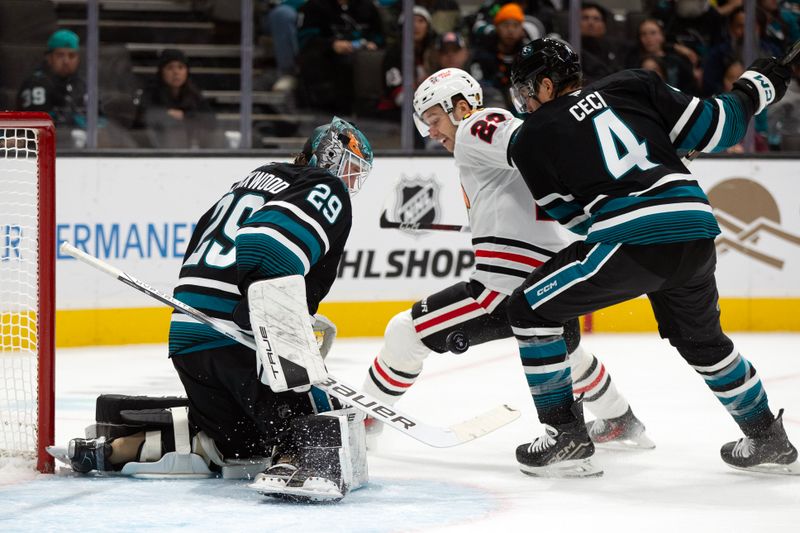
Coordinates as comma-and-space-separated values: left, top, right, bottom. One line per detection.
0, 112, 55, 473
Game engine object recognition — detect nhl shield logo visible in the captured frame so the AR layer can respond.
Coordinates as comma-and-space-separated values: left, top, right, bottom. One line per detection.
393, 174, 441, 233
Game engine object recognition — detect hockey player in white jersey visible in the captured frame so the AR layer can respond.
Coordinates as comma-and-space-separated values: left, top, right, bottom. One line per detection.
362, 68, 653, 455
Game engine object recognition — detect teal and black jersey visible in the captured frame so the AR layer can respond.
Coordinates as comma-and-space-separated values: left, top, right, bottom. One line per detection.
511, 69, 756, 246
169, 163, 352, 356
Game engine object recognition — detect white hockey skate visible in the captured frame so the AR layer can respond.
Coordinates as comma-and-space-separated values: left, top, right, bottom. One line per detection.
585, 407, 655, 450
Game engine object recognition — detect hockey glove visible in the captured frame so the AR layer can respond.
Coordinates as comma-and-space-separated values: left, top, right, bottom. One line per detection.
734, 58, 792, 114
312, 313, 337, 359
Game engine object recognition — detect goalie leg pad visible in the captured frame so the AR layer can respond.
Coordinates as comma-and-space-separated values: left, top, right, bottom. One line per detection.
249, 408, 368, 502
120, 407, 214, 479
85, 394, 189, 439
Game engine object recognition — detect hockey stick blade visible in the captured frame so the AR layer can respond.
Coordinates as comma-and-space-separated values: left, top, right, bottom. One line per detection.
379, 210, 471, 233
59, 241, 520, 447
685, 38, 800, 164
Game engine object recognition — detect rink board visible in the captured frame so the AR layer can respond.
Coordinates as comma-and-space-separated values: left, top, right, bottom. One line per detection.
47, 156, 800, 345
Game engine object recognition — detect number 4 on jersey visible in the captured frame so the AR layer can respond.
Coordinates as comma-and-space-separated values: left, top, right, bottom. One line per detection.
593, 110, 656, 179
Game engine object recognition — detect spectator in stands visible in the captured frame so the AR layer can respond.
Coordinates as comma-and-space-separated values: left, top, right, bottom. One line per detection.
417, 0, 461, 33
436, 31, 471, 70
16, 29, 87, 129
377, 6, 437, 120
640, 55, 668, 80
134, 49, 217, 149
626, 18, 697, 93
768, 64, 800, 150
378, 0, 460, 49
296, 0, 385, 114
469, 2, 528, 108
652, 0, 726, 62
710, 0, 743, 18
469, 0, 551, 48
579, 3, 631, 84
702, 7, 782, 95
759, 0, 800, 52
259, 0, 305, 92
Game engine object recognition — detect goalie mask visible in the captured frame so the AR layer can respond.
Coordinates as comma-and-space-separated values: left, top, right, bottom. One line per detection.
303, 117, 374, 195
413, 68, 483, 137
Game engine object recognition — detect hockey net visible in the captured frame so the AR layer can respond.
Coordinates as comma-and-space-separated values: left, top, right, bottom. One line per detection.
0, 112, 55, 473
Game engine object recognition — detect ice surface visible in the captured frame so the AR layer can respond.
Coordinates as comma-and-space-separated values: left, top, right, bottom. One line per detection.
1, 334, 799, 532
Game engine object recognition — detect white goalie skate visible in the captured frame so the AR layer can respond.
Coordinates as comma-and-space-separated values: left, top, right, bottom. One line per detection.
249, 408, 368, 503
250, 462, 345, 502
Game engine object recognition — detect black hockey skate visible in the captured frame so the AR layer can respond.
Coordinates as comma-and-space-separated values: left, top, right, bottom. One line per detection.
720, 409, 799, 475
585, 407, 655, 450
67, 437, 113, 473
517, 416, 603, 478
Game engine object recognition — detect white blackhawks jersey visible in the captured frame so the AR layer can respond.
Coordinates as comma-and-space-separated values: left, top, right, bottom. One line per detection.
453, 107, 578, 295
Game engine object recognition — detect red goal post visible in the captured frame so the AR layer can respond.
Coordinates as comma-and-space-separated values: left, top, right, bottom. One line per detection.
0, 112, 55, 473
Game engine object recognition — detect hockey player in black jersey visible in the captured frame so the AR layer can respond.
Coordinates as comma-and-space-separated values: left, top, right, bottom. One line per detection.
362, 68, 654, 452
66, 117, 374, 501
505, 38, 798, 477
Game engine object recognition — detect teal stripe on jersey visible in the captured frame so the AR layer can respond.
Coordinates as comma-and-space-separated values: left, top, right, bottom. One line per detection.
175, 291, 238, 313
236, 232, 306, 277
169, 321, 237, 355
568, 218, 592, 236
247, 210, 322, 263
595, 184, 709, 215
524, 243, 618, 309
586, 210, 720, 244
678, 100, 714, 151
715, 94, 747, 151
542, 199, 585, 223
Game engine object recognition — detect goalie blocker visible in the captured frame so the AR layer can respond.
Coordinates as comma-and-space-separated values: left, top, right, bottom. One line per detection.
248, 275, 328, 393
60, 395, 368, 495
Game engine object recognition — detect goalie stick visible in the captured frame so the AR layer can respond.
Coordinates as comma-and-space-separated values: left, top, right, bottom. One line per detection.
684, 38, 800, 164
60, 242, 519, 448
379, 210, 470, 233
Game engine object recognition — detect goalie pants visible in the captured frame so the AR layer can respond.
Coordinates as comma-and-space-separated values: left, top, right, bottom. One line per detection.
171, 344, 339, 460
505, 238, 774, 434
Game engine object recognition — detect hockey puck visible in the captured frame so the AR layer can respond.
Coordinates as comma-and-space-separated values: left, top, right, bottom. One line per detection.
445, 331, 469, 354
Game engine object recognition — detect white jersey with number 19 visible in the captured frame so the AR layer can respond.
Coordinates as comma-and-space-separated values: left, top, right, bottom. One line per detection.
453, 107, 577, 295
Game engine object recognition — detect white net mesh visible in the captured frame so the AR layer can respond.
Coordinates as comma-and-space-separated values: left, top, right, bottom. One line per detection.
0, 127, 41, 464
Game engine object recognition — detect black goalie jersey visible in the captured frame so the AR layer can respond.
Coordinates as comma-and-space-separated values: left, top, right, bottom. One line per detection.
169, 163, 352, 356
511, 69, 756, 246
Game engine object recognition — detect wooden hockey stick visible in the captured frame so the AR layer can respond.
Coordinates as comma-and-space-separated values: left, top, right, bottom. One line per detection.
684, 38, 800, 163
379, 210, 471, 232
60, 242, 519, 448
